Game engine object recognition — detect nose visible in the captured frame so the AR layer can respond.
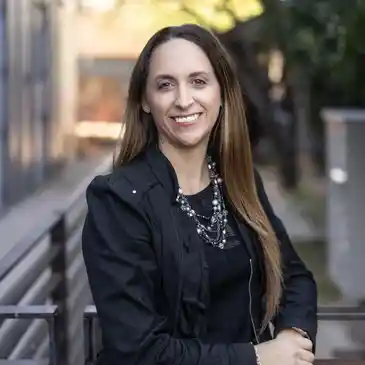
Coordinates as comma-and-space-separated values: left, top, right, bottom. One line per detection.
175, 85, 193, 109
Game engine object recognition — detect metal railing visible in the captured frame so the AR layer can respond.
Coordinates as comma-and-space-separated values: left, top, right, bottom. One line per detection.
83, 305, 365, 365
0, 306, 59, 365
0, 154, 113, 365
0, 213, 70, 364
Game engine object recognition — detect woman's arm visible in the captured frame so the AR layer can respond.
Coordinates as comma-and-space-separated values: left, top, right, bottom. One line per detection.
254, 170, 318, 348
82, 175, 257, 365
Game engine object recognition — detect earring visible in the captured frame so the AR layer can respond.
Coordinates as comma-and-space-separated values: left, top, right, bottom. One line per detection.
142, 101, 150, 113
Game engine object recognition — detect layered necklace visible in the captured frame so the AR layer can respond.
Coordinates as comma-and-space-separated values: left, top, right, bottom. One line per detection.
176, 156, 228, 249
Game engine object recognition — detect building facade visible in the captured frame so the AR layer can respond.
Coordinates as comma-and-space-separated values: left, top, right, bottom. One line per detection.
0, 0, 70, 212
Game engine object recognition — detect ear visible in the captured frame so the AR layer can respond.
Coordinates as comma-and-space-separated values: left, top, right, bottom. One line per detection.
142, 98, 150, 114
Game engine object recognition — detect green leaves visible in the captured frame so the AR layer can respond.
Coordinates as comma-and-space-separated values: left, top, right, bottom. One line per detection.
262, 0, 364, 106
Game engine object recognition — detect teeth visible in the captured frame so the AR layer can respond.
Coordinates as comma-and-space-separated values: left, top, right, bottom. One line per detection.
174, 113, 200, 123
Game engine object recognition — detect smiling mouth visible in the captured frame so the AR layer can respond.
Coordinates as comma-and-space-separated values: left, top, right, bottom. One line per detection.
172, 113, 202, 124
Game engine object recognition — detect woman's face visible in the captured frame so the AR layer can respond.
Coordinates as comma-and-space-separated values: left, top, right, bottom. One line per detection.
143, 38, 222, 150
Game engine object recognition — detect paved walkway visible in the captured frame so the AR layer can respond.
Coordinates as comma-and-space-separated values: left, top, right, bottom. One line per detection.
260, 167, 364, 360
259, 168, 323, 243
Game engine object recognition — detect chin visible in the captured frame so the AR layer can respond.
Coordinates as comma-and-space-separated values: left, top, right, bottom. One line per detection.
176, 135, 209, 149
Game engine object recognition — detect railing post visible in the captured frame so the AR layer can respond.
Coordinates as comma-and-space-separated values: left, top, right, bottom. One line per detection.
50, 215, 69, 365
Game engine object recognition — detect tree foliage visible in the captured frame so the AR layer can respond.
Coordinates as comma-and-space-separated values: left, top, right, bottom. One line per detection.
262, 0, 365, 106
109, 0, 263, 33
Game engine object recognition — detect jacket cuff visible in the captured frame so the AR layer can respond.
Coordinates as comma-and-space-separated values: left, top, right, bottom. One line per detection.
274, 320, 317, 353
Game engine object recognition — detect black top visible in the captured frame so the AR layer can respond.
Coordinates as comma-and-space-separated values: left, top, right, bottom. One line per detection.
82, 145, 318, 365
186, 184, 253, 343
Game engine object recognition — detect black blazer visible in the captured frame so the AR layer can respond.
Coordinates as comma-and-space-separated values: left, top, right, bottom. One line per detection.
82, 145, 317, 365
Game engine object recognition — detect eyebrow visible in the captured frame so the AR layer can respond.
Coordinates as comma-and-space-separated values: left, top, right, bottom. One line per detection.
154, 71, 210, 80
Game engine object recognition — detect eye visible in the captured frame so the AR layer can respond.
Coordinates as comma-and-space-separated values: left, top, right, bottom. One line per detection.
158, 81, 173, 90
192, 78, 207, 87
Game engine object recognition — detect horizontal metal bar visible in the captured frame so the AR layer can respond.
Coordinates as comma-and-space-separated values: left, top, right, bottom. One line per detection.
317, 306, 365, 321
0, 361, 48, 365
83, 305, 365, 321
0, 305, 58, 319
315, 361, 365, 365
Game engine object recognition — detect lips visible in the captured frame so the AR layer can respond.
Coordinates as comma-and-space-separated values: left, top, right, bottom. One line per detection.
171, 113, 202, 124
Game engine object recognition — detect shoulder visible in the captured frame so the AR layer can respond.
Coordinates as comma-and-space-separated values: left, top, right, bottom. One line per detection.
84, 156, 157, 240
86, 152, 157, 208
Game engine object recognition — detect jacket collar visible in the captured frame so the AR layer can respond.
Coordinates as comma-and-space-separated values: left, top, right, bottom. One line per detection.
144, 144, 180, 204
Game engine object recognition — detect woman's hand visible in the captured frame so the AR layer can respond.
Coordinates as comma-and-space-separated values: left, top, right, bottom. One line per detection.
255, 330, 314, 365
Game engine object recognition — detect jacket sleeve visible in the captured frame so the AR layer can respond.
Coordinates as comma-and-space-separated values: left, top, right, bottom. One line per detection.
254, 170, 318, 347
82, 175, 257, 365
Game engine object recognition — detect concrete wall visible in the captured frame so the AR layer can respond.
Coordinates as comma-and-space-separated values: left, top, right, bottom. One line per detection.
0, 0, 79, 210
0, 0, 6, 211
322, 109, 365, 301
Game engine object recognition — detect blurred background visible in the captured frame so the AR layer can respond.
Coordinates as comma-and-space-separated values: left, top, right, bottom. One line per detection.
0, 0, 364, 364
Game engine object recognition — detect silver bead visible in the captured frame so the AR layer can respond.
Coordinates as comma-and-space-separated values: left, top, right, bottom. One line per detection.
178, 188, 183, 194
197, 228, 202, 234
212, 199, 218, 206
224, 218, 228, 224
222, 239, 226, 244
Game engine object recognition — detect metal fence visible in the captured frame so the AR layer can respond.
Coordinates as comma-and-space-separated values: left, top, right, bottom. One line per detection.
0, 153, 113, 365
0, 187, 88, 364
0, 305, 59, 365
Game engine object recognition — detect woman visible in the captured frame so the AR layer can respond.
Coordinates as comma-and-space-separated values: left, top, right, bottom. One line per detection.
82, 24, 317, 365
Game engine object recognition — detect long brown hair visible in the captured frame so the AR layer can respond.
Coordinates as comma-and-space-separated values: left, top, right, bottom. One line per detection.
114, 24, 282, 330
